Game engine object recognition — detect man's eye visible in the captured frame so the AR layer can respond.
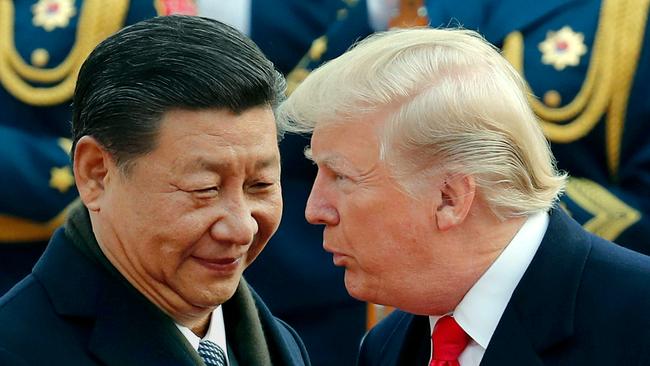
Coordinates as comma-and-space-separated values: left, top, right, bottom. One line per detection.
249, 182, 274, 191
192, 187, 219, 198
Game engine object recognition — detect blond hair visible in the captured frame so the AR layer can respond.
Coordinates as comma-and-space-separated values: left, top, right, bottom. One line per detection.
278, 28, 566, 218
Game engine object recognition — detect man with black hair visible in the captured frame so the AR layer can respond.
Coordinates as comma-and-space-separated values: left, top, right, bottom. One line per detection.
0, 0, 196, 295
0, 15, 309, 366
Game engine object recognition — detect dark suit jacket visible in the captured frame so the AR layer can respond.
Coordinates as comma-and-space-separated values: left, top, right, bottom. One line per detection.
358, 209, 650, 365
0, 228, 310, 366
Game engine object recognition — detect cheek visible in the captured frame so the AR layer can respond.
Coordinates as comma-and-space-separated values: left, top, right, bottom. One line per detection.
138, 191, 213, 233
341, 194, 393, 241
130, 208, 215, 272
256, 194, 283, 236
115, 190, 179, 229
345, 197, 430, 261
246, 196, 283, 262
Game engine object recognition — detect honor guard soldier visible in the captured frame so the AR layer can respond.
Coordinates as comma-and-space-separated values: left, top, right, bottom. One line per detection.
0, 0, 197, 293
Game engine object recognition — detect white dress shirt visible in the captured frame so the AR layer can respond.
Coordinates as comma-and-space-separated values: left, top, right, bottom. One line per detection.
176, 305, 229, 365
429, 211, 549, 365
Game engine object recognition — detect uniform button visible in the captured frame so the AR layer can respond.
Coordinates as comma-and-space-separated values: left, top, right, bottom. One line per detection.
543, 90, 562, 107
31, 48, 50, 67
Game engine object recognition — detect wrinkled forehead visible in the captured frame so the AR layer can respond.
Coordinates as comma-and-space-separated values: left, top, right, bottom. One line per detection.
308, 105, 403, 158
307, 118, 384, 171
152, 107, 280, 163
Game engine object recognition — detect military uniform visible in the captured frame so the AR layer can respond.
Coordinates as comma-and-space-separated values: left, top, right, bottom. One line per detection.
421, 0, 650, 254
0, 0, 196, 293
284, 0, 373, 94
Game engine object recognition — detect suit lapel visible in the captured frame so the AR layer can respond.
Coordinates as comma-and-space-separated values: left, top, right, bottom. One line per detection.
482, 209, 592, 365
393, 315, 431, 366
87, 281, 202, 366
480, 308, 544, 365
33, 229, 203, 366
367, 311, 430, 366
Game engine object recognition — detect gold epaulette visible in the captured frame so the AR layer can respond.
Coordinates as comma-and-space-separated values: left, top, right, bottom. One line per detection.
0, 0, 130, 106
0, 201, 76, 242
564, 178, 640, 240
501, 0, 650, 177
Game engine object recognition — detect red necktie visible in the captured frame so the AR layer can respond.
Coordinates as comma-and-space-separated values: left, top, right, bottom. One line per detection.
429, 315, 470, 366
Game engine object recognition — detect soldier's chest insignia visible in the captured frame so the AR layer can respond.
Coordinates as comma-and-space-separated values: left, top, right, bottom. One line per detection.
538, 26, 588, 71
31, 0, 77, 32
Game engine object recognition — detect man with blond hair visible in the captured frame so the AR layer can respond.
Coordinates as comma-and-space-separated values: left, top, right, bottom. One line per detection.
278, 28, 650, 365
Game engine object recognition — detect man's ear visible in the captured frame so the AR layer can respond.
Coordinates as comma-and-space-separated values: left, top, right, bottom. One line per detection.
434, 174, 476, 231
73, 136, 113, 212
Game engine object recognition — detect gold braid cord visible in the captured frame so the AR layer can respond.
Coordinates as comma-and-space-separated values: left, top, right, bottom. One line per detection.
0, 0, 130, 106
502, 0, 649, 177
565, 178, 640, 240
606, 0, 649, 178
0, 1, 129, 242
285, 36, 328, 96
0, 201, 76, 242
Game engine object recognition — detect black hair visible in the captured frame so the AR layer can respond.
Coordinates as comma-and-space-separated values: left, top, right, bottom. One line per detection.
71, 15, 286, 170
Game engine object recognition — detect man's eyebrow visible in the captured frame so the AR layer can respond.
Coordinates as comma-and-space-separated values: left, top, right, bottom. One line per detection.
307, 149, 359, 174
179, 157, 224, 173
255, 155, 280, 170
181, 155, 279, 173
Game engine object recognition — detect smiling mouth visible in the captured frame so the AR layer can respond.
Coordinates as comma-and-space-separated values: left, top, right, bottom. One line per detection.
192, 256, 242, 274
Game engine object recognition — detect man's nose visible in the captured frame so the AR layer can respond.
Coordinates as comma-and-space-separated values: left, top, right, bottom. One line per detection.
210, 199, 258, 246
305, 179, 339, 226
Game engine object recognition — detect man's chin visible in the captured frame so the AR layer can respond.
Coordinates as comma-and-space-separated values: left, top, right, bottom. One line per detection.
343, 273, 372, 303
182, 279, 241, 309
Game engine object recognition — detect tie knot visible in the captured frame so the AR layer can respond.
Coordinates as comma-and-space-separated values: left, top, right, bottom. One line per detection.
198, 340, 227, 366
432, 315, 470, 362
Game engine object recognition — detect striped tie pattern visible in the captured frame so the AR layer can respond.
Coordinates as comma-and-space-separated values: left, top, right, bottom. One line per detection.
198, 340, 227, 366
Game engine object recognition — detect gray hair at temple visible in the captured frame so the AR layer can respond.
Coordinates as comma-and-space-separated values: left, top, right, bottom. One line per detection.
277, 27, 566, 219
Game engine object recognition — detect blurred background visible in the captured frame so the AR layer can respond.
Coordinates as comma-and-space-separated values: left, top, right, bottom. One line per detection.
2, 0, 649, 365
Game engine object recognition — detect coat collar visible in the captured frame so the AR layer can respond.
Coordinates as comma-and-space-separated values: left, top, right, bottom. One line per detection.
32, 227, 306, 365
223, 279, 273, 366
33, 228, 204, 365
372, 209, 592, 366
236, 285, 311, 365
357, 310, 429, 366
393, 314, 432, 366
481, 209, 592, 364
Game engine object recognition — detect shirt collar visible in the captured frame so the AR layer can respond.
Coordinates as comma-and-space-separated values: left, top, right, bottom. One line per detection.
429, 211, 549, 348
176, 306, 229, 363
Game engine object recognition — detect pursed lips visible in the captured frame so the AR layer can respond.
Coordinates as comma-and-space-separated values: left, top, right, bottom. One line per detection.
331, 252, 351, 266
323, 242, 349, 267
